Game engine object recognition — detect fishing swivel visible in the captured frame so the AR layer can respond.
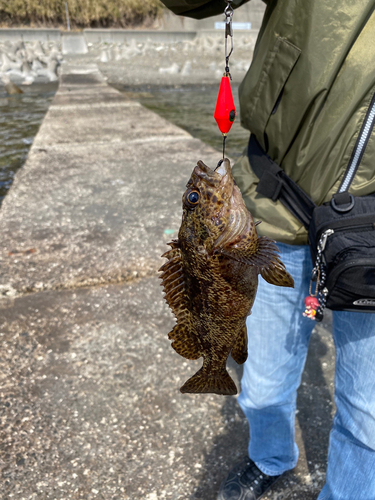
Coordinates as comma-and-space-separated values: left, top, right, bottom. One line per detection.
224, 0, 234, 78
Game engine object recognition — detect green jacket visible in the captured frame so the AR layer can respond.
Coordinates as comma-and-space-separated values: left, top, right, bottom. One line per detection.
161, 0, 375, 244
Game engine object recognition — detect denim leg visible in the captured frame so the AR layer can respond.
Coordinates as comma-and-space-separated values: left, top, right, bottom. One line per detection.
238, 243, 315, 476
317, 310, 375, 500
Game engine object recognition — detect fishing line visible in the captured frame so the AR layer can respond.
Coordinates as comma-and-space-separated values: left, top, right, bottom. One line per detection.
222, 135, 227, 159
215, 159, 224, 171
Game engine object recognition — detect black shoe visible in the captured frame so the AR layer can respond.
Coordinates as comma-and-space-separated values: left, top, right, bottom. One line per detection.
217, 457, 282, 500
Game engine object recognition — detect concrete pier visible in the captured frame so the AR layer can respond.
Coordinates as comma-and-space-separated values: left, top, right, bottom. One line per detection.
0, 62, 335, 499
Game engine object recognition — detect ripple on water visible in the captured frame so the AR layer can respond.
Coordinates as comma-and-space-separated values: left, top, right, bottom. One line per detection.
115, 84, 250, 162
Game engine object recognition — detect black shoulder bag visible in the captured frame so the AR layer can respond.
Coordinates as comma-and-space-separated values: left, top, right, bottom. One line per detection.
247, 94, 375, 321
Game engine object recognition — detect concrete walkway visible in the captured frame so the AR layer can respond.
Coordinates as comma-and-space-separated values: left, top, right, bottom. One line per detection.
0, 63, 335, 499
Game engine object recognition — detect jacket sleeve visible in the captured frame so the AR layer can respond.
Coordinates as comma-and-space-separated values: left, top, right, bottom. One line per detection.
159, 0, 251, 19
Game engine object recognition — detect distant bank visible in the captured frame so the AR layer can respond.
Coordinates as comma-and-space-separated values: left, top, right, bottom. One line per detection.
0, 0, 163, 29
0, 0, 266, 33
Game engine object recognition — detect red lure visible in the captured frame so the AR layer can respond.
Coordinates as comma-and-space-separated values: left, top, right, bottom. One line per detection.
214, 75, 236, 135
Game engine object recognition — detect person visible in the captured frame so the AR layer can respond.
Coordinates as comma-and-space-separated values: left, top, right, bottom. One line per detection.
160, 1, 375, 499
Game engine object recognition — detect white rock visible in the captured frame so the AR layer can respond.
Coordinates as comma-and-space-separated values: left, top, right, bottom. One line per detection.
112, 45, 122, 61
22, 74, 35, 85
32, 59, 44, 72
99, 50, 110, 63
7, 68, 26, 80
143, 39, 155, 53
127, 39, 142, 56
22, 60, 32, 73
159, 62, 180, 75
1, 52, 22, 71
32, 40, 45, 57
181, 60, 192, 76
37, 58, 59, 82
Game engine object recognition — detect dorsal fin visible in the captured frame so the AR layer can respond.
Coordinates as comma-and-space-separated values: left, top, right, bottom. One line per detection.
159, 241, 203, 360
159, 244, 188, 323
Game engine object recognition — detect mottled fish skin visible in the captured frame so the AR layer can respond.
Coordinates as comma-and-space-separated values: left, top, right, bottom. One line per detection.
160, 159, 294, 396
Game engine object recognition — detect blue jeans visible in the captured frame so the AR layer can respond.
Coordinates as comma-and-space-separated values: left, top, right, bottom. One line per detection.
238, 243, 375, 500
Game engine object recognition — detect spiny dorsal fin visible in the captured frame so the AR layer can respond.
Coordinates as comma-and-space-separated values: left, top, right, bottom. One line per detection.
159, 243, 188, 322
159, 241, 203, 361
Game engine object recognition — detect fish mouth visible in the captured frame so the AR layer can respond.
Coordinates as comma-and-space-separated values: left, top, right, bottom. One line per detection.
189, 159, 251, 248
189, 158, 231, 188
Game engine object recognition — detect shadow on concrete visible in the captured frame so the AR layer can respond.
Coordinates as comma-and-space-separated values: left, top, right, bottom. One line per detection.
189, 358, 247, 500
296, 325, 334, 475
190, 323, 335, 500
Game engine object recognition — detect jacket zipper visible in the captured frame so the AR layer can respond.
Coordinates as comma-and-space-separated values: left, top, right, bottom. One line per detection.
339, 91, 375, 193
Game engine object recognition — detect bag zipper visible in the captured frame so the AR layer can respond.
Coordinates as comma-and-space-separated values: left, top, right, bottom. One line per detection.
326, 257, 375, 291
314, 222, 375, 248
338, 91, 375, 193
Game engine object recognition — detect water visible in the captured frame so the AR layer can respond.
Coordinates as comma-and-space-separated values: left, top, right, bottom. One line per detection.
116, 84, 250, 161
0, 84, 248, 209
0, 83, 57, 206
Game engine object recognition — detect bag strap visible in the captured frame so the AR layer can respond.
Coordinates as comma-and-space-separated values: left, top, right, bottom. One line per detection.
247, 134, 316, 229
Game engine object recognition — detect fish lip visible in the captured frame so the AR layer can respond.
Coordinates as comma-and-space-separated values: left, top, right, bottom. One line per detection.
189, 159, 231, 188
194, 160, 218, 186
215, 158, 231, 178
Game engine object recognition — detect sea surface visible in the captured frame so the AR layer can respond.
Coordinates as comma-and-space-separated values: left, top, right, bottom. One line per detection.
0, 83, 57, 207
116, 84, 250, 161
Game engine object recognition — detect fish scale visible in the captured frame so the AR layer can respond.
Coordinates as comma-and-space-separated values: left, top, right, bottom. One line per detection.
160, 158, 294, 395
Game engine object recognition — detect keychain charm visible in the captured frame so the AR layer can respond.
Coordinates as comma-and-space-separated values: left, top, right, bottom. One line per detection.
303, 267, 320, 320
303, 295, 320, 320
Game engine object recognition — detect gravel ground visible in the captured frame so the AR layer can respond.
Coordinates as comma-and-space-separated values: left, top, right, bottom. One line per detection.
0, 278, 335, 500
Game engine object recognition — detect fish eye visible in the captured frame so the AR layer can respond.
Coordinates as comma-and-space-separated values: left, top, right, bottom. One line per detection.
186, 190, 199, 205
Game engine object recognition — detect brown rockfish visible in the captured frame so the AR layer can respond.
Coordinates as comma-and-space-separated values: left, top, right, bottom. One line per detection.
159, 159, 294, 395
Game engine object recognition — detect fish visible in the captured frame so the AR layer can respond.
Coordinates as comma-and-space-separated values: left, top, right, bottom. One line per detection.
159, 159, 294, 395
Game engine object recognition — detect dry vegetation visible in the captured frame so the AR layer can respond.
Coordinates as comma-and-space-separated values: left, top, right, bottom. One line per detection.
0, 0, 165, 28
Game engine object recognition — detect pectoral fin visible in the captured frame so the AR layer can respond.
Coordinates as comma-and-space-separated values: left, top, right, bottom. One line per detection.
260, 262, 294, 287
218, 235, 294, 288
257, 237, 294, 287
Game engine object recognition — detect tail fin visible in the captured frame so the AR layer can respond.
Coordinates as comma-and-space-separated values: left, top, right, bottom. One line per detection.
180, 367, 237, 396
